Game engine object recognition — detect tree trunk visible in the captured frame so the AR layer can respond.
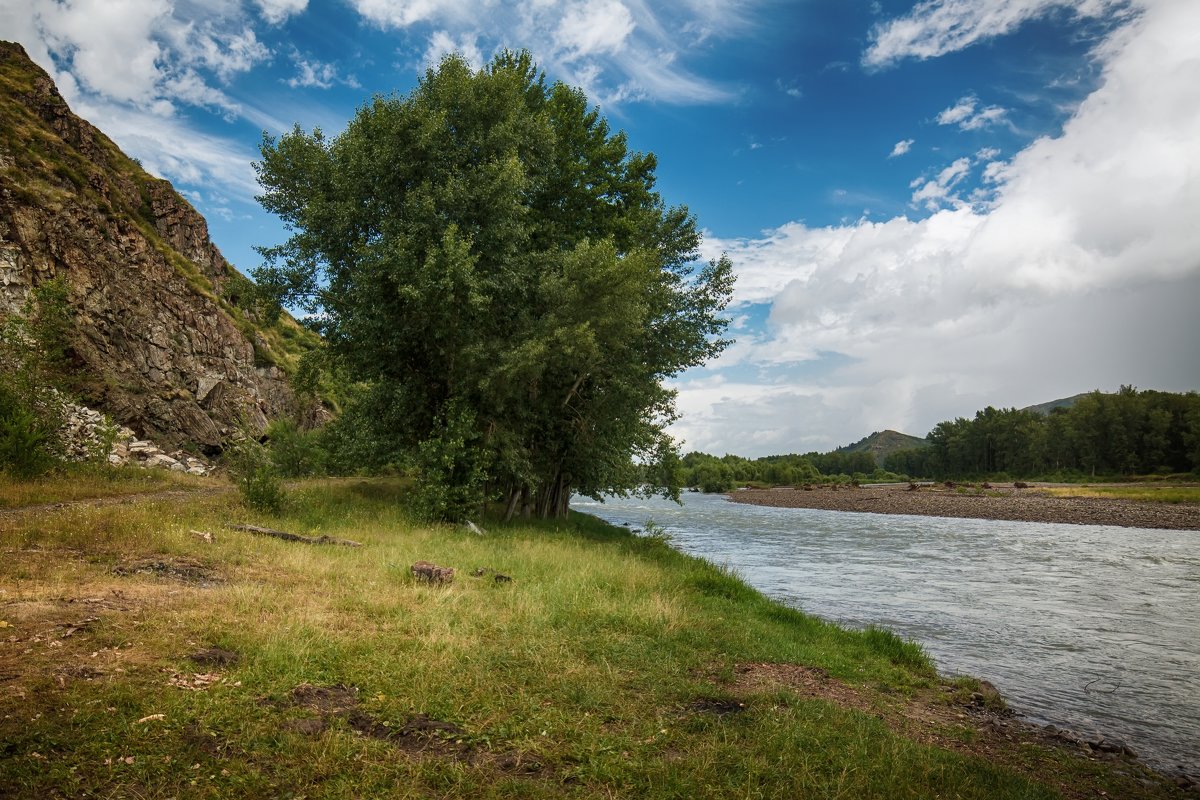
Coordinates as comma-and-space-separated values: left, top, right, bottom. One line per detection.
502, 486, 521, 522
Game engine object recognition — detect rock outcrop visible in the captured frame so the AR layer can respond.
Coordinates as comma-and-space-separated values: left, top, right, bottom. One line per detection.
0, 41, 321, 454
59, 397, 213, 475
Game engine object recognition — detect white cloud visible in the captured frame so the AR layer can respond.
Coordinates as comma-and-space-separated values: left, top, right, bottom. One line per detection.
909, 157, 972, 209
423, 30, 485, 70
555, 0, 635, 58
11, 0, 271, 112
889, 138, 914, 157
286, 51, 361, 89
256, 0, 308, 24
863, 0, 1129, 68
936, 94, 1009, 130
346, 0, 738, 105
689, 0, 1200, 454
347, 0, 473, 28
2, 0, 289, 199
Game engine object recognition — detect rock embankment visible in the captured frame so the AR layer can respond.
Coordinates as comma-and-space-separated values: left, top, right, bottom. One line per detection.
60, 398, 212, 475
726, 483, 1200, 531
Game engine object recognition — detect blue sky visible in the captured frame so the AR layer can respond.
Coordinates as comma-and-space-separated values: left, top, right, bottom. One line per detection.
4, 0, 1199, 456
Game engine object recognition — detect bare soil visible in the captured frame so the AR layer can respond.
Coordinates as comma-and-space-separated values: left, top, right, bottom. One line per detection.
726, 483, 1200, 530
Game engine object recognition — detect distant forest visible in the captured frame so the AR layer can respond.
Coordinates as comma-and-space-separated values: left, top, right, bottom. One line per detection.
884, 387, 1200, 479
680, 388, 1200, 490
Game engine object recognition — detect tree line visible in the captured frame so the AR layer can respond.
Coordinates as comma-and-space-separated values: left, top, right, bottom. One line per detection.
884, 387, 1200, 479
679, 449, 886, 493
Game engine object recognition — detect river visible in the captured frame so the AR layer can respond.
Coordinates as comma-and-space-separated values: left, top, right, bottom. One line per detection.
573, 491, 1200, 774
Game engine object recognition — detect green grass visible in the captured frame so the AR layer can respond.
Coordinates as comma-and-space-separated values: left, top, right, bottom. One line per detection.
0, 478, 1180, 799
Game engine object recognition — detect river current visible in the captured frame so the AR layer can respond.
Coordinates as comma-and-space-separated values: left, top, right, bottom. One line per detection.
573, 491, 1200, 773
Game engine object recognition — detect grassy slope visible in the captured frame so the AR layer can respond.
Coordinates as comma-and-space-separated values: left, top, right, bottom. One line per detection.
0, 478, 1182, 799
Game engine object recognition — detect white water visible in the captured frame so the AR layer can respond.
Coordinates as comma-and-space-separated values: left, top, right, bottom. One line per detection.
574, 492, 1200, 773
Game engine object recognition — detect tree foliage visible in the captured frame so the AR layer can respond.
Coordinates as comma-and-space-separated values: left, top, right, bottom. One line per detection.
0, 280, 73, 478
254, 52, 733, 520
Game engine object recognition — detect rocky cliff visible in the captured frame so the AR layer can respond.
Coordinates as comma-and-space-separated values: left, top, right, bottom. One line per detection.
0, 41, 320, 454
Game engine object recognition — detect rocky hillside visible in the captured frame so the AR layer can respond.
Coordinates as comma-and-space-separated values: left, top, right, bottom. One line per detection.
835, 429, 929, 466
0, 41, 320, 454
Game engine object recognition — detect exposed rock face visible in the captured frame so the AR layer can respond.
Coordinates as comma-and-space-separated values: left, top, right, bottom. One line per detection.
0, 41, 318, 453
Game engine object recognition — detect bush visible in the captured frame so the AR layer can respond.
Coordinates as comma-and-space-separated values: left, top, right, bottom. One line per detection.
0, 384, 57, 478
226, 434, 286, 514
265, 417, 325, 478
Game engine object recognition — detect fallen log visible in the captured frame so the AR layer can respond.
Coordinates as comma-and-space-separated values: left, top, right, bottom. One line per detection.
227, 524, 363, 548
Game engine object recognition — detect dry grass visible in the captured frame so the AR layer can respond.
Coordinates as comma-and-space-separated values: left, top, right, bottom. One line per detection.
0, 466, 222, 510
1041, 484, 1200, 504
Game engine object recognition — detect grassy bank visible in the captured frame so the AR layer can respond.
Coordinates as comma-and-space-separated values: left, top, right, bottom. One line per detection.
1041, 484, 1200, 504
0, 478, 1183, 798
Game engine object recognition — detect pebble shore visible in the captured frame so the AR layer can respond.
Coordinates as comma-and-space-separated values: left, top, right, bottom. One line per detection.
725, 483, 1200, 531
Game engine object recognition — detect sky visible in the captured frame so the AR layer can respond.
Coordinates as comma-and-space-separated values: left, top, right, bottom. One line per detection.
3, 0, 1198, 456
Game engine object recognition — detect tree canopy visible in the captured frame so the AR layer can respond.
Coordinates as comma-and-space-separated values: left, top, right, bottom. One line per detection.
254, 51, 733, 520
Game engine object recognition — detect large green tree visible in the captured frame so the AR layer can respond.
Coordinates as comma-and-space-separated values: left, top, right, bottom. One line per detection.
254, 52, 733, 520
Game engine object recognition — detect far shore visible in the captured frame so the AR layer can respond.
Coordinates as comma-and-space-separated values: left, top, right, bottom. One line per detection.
724, 482, 1200, 531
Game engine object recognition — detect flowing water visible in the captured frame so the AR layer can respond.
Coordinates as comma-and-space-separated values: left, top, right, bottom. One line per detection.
573, 491, 1200, 773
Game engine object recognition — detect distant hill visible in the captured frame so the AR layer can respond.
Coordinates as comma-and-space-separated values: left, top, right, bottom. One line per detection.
835, 429, 929, 466
1022, 393, 1090, 415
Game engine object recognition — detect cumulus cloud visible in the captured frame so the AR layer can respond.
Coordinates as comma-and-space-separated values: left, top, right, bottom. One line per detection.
889, 138, 914, 157
688, 0, 1200, 454
256, 0, 308, 24
555, 0, 635, 58
423, 30, 485, 70
8, 0, 271, 111
863, 0, 1130, 68
936, 94, 1009, 130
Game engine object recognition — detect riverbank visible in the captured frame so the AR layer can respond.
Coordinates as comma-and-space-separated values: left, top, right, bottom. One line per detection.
1, 477, 1189, 798
725, 482, 1200, 530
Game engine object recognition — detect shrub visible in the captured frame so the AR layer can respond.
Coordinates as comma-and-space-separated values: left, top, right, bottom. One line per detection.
225, 434, 286, 514
265, 417, 325, 478
0, 384, 57, 478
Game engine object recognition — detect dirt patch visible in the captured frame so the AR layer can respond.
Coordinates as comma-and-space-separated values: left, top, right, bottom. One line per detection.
188, 647, 240, 667
289, 683, 360, 715
112, 556, 222, 585
718, 662, 1179, 800
276, 683, 543, 770
284, 683, 465, 755
727, 484, 1200, 530
687, 698, 748, 715
283, 717, 328, 736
